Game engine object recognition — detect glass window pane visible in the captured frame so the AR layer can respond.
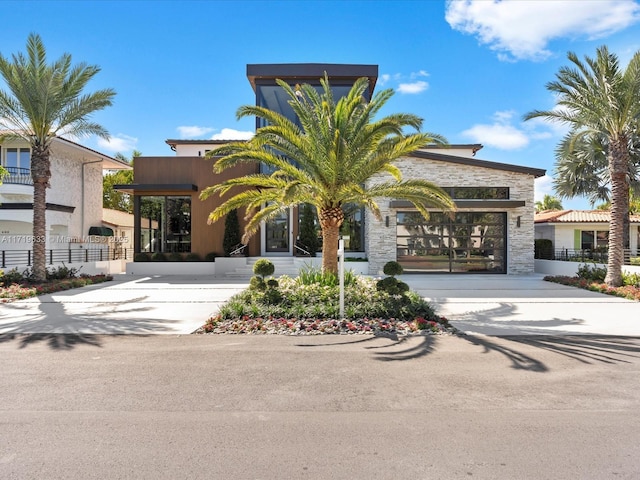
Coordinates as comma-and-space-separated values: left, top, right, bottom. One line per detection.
5, 148, 17, 168
581, 231, 594, 250
19, 149, 30, 170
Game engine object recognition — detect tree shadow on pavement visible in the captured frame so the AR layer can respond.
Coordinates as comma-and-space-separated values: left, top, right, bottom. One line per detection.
0, 333, 104, 350
502, 335, 640, 365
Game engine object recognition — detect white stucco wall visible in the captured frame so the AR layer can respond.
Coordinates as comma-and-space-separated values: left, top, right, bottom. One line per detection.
0, 139, 106, 250
365, 156, 537, 275
536, 223, 639, 255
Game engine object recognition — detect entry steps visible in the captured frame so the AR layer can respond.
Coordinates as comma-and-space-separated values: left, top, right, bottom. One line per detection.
224, 257, 320, 279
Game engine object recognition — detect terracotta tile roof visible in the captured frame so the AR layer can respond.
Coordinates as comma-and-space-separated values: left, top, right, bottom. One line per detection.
535, 210, 640, 223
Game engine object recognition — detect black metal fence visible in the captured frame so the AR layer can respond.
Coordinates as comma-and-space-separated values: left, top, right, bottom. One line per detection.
536, 248, 634, 265
1, 248, 134, 269
3, 167, 33, 185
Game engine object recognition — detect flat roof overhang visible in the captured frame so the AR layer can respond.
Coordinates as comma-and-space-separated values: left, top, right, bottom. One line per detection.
113, 184, 198, 194
0, 202, 75, 213
247, 63, 378, 96
389, 200, 527, 209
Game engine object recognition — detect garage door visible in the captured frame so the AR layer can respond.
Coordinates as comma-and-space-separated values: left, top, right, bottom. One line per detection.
396, 212, 506, 273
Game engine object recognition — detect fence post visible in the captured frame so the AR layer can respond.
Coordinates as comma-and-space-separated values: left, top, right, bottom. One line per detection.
49, 250, 53, 265
28, 250, 31, 266
85, 249, 89, 262
1, 250, 4, 268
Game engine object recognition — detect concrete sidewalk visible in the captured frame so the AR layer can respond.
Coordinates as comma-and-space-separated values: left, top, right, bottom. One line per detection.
0, 273, 638, 336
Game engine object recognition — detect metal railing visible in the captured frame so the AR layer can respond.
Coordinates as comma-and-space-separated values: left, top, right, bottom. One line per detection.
1, 248, 134, 268
2, 167, 33, 185
536, 248, 634, 265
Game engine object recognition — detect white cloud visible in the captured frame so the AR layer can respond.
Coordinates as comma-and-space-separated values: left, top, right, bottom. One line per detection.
535, 175, 555, 202
445, 0, 640, 61
211, 128, 254, 140
410, 70, 430, 79
397, 80, 429, 94
378, 73, 391, 85
177, 125, 214, 138
461, 110, 529, 149
96, 134, 138, 153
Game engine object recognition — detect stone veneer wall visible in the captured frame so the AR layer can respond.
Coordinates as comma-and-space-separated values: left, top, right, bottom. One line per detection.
365, 156, 536, 275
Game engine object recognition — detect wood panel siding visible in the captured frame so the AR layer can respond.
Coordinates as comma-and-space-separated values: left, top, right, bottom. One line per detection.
134, 156, 260, 257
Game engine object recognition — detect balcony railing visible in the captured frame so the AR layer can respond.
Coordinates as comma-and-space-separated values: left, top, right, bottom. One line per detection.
2, 167, 33, 185
0, 248, 134, 268
536, 248, 635, 265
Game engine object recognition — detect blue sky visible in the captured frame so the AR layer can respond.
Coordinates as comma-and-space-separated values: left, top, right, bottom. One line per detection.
2, 0, 640, 210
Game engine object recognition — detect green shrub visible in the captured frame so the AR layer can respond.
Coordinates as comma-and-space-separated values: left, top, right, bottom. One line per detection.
134, 252, 151, 262
185, 253, 201, 262
534, 239, 553, 259
577, 263, 607, 282
204, 252, 218, 262
46, 264, 80, 280
223, 210, 242, 256
345, 257, 368, 262
253, 259, 275, 278
0, 268, 24, 287
622, 271, 640, 287
168, 252, 183, 262
298, 204, 319, 256
383, 261, 403, 277
151, 252, 168, 262
249, 275, 266, 291
266, 278, 279, 289
297, 266, 357, 287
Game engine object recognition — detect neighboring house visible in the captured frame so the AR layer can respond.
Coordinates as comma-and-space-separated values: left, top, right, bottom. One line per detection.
102, 208, 135, 256
535, 210, 640, 256
119, 63, 545, 274
0, 137, 131, 252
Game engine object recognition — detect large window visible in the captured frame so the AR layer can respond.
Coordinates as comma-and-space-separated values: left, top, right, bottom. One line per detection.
4, 147, 31, 171
397, 211, 506, 273
138, 196, 191, 253
581, 230, 608, 250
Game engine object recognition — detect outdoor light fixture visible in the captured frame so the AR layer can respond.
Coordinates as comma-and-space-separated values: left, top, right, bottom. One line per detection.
516, 216, 521, 228
385, 216, 389, 227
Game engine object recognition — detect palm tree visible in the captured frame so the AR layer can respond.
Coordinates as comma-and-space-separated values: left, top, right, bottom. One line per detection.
0, 33, 115, 281
524, 46, 640, 287
201, 75, 455, 274
535, 194, 564, 212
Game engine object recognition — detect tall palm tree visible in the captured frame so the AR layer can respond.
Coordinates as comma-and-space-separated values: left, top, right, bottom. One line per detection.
525, 46, 640, 287
202, 75, 455, 274
0, 33, 115, 281
535, 194, 564, 212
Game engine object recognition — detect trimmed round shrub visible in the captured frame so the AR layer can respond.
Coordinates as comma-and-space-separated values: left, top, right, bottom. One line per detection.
253, 259, 275, 278
134, 252, 151, 262
168, 252, 183, 262
204, 252, 218, 262
266, 278, 279, 289
397, 281, 410, 294
151, 252, 167, 262
185, 253, 202, 262
376, 276, 398, 293
249, 275, 266, 291
383, 261, 403, 277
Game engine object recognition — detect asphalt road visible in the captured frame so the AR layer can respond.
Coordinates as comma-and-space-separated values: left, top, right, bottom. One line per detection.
1, 333, 639, 479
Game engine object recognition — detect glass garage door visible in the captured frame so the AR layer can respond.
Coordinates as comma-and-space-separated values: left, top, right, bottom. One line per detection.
396, 212, 506, 273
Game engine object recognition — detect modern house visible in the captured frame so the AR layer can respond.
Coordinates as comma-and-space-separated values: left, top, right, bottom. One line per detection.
535, 209, 640, 256
0, 136, 131, 258
121, 63, 545, 275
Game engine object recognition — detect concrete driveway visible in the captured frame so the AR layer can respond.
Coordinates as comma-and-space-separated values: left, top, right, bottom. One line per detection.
0, 273, 638, 336
0, 274, 247, 336
402, 273, 640, 336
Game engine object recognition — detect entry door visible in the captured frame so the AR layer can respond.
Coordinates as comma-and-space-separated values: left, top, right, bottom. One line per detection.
265, 210, 290, 252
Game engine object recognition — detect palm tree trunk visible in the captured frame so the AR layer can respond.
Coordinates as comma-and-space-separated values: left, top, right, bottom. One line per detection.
319, 206, 344, 275
604, 140, 629, 287
31, 145, 51, 283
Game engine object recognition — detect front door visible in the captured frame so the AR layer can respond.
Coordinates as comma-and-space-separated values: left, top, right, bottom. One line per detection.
265, 210, 290, 253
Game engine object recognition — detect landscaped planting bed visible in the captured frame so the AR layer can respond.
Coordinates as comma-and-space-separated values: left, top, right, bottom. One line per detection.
197, 264, 456, 336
